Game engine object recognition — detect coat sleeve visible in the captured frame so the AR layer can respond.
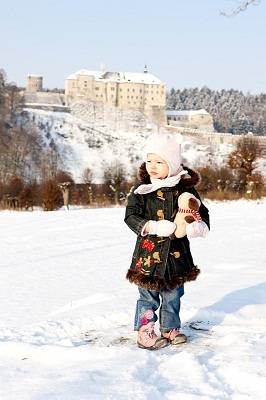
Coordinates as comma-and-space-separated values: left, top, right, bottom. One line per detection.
189, 188, 210, 230
124, 186, 149, 235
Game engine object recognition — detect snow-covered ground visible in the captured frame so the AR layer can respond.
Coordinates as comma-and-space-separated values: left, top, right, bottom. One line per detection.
0, 200, 266, 400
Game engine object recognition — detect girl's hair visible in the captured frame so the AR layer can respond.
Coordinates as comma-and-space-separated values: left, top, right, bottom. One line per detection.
138, 162, 151, 184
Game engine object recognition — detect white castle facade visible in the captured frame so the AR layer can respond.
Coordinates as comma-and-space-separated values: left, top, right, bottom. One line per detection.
64, 68, 166, 125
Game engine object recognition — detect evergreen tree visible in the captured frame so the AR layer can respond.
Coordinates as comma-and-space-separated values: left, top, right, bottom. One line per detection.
166, 87, 266, 135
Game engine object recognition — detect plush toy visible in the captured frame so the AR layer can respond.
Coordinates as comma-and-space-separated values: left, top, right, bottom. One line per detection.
173, 192, 202, 238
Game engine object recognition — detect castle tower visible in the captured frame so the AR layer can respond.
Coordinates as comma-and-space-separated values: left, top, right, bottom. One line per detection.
26, 74, 43, 92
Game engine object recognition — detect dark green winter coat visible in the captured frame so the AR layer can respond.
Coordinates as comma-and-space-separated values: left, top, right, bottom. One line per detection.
124, 164, 210, 291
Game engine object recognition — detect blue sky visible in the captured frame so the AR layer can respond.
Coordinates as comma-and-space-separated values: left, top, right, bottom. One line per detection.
1, 0, 265, 93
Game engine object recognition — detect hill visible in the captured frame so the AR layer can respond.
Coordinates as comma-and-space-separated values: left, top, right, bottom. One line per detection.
19, 103, 233, 182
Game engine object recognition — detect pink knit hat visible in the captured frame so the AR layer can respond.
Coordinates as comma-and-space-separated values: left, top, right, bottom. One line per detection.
144, 133, 182, 177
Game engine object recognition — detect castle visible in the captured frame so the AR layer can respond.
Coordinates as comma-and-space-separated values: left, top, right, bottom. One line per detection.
64, 67, 166, 125
25, 68, 166, 125
24, 71, 214, 131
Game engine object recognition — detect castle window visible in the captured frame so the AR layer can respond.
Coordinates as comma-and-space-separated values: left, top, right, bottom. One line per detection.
120, 88, 122, 92
95, 87, 99, 91
120, 96, 123, 99
127, 95, 129, 99
132, 89, 135, 92
131, 96, 133, 99
127, 88, 130, 92
151, 97, 154, 100
140, 89, 142, 93
111, 87, 115, 91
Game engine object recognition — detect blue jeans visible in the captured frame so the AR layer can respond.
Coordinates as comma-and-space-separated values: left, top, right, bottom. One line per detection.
134, 286, 184, 332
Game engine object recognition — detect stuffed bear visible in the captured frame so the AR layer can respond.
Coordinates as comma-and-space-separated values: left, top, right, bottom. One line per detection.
173, 192, 202, 238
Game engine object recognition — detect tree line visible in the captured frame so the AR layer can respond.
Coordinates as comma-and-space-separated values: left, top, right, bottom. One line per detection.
167, 86, 266, 135
1, 135, 264, 210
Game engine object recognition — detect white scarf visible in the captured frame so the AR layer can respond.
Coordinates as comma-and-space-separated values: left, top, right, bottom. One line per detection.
134, 168, 188, 195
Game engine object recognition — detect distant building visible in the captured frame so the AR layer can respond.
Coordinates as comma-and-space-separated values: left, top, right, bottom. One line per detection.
166, 109, 214, 131
23, 74, 65, 107
65, 68, 166, 125
26, 74, 43, 92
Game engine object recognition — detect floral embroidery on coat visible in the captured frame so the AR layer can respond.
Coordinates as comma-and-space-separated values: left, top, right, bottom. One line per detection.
141, 239, 155, 252
136, 258, 143, 270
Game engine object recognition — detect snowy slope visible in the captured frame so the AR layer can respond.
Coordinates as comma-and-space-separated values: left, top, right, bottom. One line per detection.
0, 200, 266, 399
21, 105, 234, 183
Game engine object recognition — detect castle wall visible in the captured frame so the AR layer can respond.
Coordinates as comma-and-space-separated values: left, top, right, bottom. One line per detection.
165, 125, 266, 155
167, 112, 214, 131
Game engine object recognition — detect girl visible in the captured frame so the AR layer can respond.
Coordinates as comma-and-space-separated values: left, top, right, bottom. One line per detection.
124, 133, 210, 350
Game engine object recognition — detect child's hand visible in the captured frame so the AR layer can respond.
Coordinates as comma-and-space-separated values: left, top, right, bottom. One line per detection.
147, 220, 177, 237
186, 221, 209, 238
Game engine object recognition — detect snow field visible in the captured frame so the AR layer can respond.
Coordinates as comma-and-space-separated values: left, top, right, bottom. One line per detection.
0, 200, 266, 399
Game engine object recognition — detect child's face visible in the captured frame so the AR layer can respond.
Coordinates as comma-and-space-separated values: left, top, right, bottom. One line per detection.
146, 153, 169, 179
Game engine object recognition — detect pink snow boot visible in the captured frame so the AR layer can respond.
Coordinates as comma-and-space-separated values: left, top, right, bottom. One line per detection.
137, 322, 169, 350
162, 328, 187, 345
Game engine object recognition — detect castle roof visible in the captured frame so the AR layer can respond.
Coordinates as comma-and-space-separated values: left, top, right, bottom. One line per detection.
27, 74, 43, 78
66, 69, 162, 84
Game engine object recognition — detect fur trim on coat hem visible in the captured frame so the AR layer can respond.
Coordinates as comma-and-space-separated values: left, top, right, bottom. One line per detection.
126, 266, 200, 291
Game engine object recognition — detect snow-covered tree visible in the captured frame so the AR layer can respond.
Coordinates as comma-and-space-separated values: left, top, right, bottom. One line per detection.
166, 87, 266, 135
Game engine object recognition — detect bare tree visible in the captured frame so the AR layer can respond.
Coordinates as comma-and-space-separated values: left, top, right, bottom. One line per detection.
0, 69, 9, 123
228, 136, 264, 197
41, 179, 62, 211
0, 71, 22, 123
0, 125, 43, 183
56, 171, 74, 209
6, 82, 22, 120
82, 167, 93, 184
228, 136, 262, 175
39, 147, 63, 181
82, 167, 94, 205
58, 182, 71, 210
221, 0, 261, 16
103, 160, 126, 205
